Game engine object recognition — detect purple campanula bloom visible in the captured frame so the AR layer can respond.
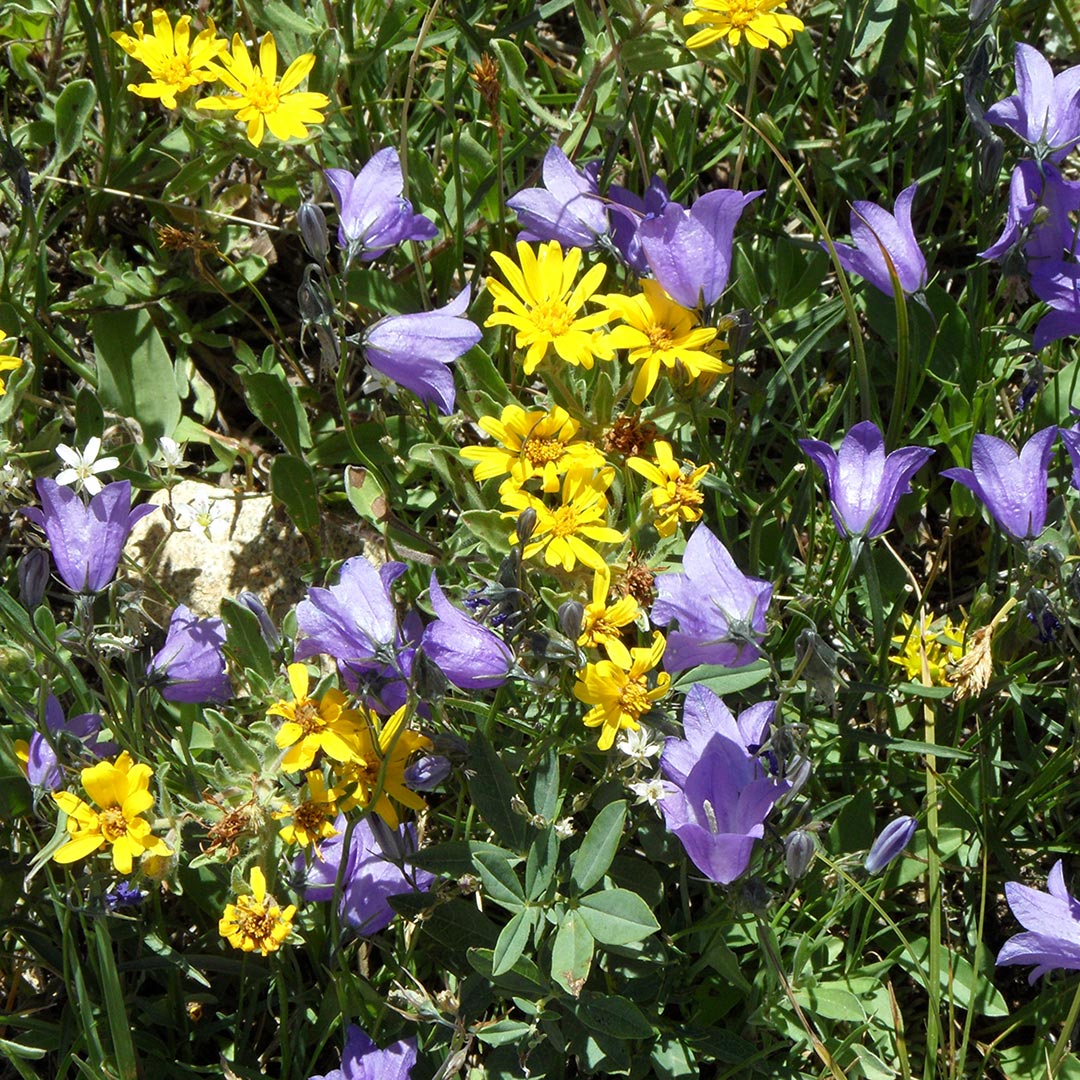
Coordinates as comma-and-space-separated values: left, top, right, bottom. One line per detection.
799, 421, 934, 539
362, 288, 481, 415
404, 754, 451, 791
22, 479, 156, 594
23, 692, 115, 791
651, 524, 772, 674
308, 1023, 417, 1080
296, 815, 434, 935
1058, 425, 1080, 488
864, 815, 917, 873
105, 881, 146, 910
419, 572, 514, 691
828, 183, 927, 297
1030, 259, 1080, 350
325, 149, 438, 261
637, 188, 762, 309
997, 860, 1080, 983
659, 706, 789, 885
985, 43, 1080, 162
607, 175, 672, 274
979, 162, 1080, 263
148, 604, 231, 703
506, 145, 608, 250
941, 426, 1057, 541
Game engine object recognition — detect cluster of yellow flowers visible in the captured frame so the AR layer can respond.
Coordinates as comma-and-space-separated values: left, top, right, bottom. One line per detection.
890, 613, 967, 687
111, 10, 328, 146
0, 330, 22, 396
684, 0, 805, 51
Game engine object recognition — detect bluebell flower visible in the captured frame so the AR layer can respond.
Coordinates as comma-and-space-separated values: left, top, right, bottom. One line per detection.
864, 815, 917, 873
308, 1023, 417, 1080
979, 162, 1080, 263
607, 175, 672, 273
105, 881, 146, 910
506, 145, 608, 249
148, 604, 231, 703
1030, 260, 1080, 350
20, 692, 115, 792
998, 860, 1080, 982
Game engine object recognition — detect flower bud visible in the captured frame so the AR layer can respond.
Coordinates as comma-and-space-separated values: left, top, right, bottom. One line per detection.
411, 648, 448, 706
297, 202, 329, 264
864, 815, 917, 873
784, 830, 816, 881
558, 599, 584, 643
405, 755, 452, 791
18, 548, 50, 608
235, 591, 280, 649
515, 507, 538, 545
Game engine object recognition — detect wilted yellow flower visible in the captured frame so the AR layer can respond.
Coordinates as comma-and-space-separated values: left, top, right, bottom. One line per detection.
270, 663, 365, 771
502, 465, 626, 573
627, 440, 710, 537
574, 632, 671, 751
274, 771, 341, 848
684, 0, 805, 50
460, 403, 606, 494
0, 331, 21, 396
196, 32, 329, 147
485, 241, 612, 374
111, 9, 226, 109
219, 866, 295, 955
52, 752, 172, 875
578, 564, 641, 666
890, 613, 965, 687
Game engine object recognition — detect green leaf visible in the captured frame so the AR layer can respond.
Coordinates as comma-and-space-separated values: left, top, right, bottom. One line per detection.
529, 746, 560, 822
409, 839, 516, 877
52, 78, 96, 167
93, 921, 138, 1080
270, 453, 320, 535
570, 800, 625, 894
474, 849, 526, 911
574, 991, 653, 1040
492, 907, 538, 977
200, 709, 263, 773
241, 370, 312, 458
474, 1019, 535, 1048
551, 909, 594, 995
92, 308, 182, 454
525, 827, 558, 902
220, 597, 275, 684
467, 946, 545, 993
467, 733, 529, 851
488, 40, 570, 131
577, 889, 659, 946
419, 898, 499, 951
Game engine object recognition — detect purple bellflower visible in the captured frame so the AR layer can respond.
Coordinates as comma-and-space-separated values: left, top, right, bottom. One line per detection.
1030, 260, 1080, 350
828, 183, 927, 297
362, 288, 481, 415
22, 479, 156, 594
607, 175, 672, 274
22, 692, 115, 791
325, 149, 438, 261
308, 1023, 417, 1080
997, 860, 1080, 983
506, 145, 608, 250
941, 426, 1057, 541
637, 188, 762, 309
1058, 425, 1080, 488
296, 815, 434, 935
419, 572, 515, 690
659, 687, 789, 884
864, 815, 917, 873
985, 44, 1080, 162
799, 421, 934, 539
105, 881, 147, 910
980, 162, 1080, 263
651, 524, 772, 674
148, 605, 231, 704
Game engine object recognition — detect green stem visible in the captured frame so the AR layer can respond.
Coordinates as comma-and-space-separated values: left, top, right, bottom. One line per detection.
886, 287, 911, 449
733, 49, 760, 190
1046, 980, 1080, 1078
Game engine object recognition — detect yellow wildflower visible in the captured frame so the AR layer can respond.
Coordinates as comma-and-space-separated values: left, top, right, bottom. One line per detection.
274, 771, 341, 848
219, 866, 296, 955
333, 706, 431, 828
270, 663, 365, 771
485, 241, 612, 374
890, 613, 966, 687
599, 280, 729, 404
574, 632, 671, 751
111, 10, 226, 110
460, 403, 606, 493
0, 331, 21, 395
684, 0, 805, 50
52, 752, 172, 875
578, 564, 641, 666
502, 465, 626, 573
627, 440, 711, 537
196, 32, 329, 147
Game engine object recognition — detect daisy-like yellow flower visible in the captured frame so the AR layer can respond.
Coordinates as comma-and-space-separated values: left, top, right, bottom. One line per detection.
578, 564, 641, 667
502, 465, 626, 573
684, 0, 805, 50
111, 10, 226, 110
270, 663, 365, 772
890, 613, 966, 687
333, 706, 431, 828
460, 403, 606, 493
627, 441, 711, 538
574, 632, 671, 751
274, 770, 341, 848
52, 752, 172, 875
219, 866, 296, 955
600, 280, 729, 404
0, 331, 21, 396
485, 241, 612, 375
196, 32, 329, 147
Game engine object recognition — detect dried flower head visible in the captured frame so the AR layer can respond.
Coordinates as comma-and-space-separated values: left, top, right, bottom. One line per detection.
603, 414, 657, 458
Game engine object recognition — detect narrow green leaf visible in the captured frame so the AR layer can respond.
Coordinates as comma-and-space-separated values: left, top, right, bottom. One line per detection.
551, 909, 594, 995
577, 889, 659, 946
270, 453, 320, 535
574, 991, 653, 1040
242, 370, 311, 458
467, 946, 545, 993
467, 734, 528, 851
94, 920, 138, 1080
529, 746, 560, 822
525, 827, 559, 902
571, 800, 625, 894
220, 597, 274, 683
491, 907, 537, 977
474, 849, 526, 911
53, 78, 96, 167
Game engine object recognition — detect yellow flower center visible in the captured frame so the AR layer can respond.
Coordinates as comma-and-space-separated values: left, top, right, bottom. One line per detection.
524, 437, 565, 465
100, 807, 128, 842
725, 0, 765, 27
157, 56, 191, 86
647, 324, 674, 351
247, 76, 281, 114
550, 505, 579, 538
532, 299, 574, 337
618, 678, 653, 719
292, 800, 329, 836
672, 476, 704, 508
231, 897, 280, 942
294, 701, 323, 735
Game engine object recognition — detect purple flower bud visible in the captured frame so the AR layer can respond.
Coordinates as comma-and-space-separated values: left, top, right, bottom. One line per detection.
148, 604, 231, 704
784, 830, 816, 881
864, 815, 917, 873
17, 548, 50, 608
404, 754, 451, 791
297, 201, 330, 264
235, 591, 280, 649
